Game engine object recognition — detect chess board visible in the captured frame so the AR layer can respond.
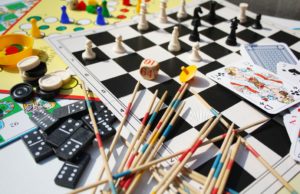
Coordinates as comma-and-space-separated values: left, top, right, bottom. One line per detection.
47, 0, 300, 193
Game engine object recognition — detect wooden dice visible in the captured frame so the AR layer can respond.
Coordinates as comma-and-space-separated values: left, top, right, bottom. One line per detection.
139, 59, 159, 80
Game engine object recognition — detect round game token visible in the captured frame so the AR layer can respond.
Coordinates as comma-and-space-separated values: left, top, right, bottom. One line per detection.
36, 87, 59, 101
10, 83, 34, 103
24, 62, 47, 77
5, 46, 19, 55
39, 74, 63, 91
17, 56, 40, 71
50, 70, 71, 84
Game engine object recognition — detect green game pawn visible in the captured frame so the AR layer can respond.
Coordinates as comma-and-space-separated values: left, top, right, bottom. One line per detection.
102, 1, 110, 17
86, 5, 97, 14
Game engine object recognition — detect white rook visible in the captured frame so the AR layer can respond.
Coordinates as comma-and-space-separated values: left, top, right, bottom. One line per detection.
238, 3, 248, 24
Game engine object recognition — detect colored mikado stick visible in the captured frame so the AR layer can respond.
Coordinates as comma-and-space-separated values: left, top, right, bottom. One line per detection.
118, 90, 158, 173
120, 84, 186, 190
91, 81, 140, 194
213, 152, 231, 194
153, 116, 221, 194
124, 84, 189, 193
241, 138, 298, 194
193, 89, 297, 194
124, 91, 167, 170
206, 129, 235, 194
217, 137, 242, 194
79, 80, 117, 194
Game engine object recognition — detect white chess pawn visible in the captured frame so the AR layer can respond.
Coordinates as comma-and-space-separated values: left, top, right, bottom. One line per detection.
82, 40, 96, 60
159, 1, 168, 23
137, 6, 149, 31
177, 0, 187, 19
113, 35, 126, 54
189, 43, 201, 62
168, 26, 181, 52
238, 3, 248, 24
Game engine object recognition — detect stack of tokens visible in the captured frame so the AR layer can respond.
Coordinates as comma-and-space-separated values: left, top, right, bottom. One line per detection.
17, 56, 47, 86
37, 70, 72, 101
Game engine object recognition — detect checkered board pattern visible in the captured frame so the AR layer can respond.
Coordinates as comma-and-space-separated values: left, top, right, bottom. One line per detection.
47, 0, 300, 193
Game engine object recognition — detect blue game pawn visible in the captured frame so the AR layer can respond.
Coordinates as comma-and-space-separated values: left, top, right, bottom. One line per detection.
96, 7, 106, 26
60, 5, 71, 24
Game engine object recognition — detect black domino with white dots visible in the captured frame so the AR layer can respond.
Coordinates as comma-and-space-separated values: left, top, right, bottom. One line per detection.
46, 118, 83, 147
53, 101, 87, 119
54, 153, 90, 189
22, 129, 54, 163
30, 108, 59, 134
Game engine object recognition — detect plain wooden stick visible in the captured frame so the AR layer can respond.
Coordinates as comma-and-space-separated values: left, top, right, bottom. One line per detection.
79, 80, 117, 194
217, 137, 242, 194
118, 90, 158, 173
68, 179, 109, 194
182, 167, 206, 185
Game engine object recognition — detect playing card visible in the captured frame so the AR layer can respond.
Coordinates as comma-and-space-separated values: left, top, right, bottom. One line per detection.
277, 62, 300, 85
283, 113, 300, 141
207, 61, 300, 114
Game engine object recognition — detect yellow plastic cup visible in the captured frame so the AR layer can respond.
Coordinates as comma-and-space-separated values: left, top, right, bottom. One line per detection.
0, 34, 34, 66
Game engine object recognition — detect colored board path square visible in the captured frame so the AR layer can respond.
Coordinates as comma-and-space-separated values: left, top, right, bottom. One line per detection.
0, 24, 6, 32
0, 96, 22, 119
6, 2, 27, 10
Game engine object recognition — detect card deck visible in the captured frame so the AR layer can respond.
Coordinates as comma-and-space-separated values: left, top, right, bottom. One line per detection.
30, 108, 59, 133
22, 129, 54, 163
53, 101, 87, 119
207, 61, 300, 114
46, 118, 83, 147
55, 127, 94, 161
54, 152, 90, 189
81, 109, 116, 139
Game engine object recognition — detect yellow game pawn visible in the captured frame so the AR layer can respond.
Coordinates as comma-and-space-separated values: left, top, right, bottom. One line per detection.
136, 0, 142, 14
88, 0, 97, 6
30, 18, 44, 39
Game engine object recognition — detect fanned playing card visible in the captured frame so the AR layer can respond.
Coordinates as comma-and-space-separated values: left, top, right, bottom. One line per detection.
207, 61, 300, 114
277, 62, 300, 85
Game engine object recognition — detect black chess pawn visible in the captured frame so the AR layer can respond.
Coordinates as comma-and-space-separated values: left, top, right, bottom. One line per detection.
209, 0, 216, 21
226, 17, 239, 46
189, 18, 200, 42
252, 14, 263, 29
191, 5, 203, 26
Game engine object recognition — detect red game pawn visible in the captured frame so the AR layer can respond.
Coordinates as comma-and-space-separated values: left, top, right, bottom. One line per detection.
123, 0, 131, 6
5, 46, 19, 55
77, 0, 86, 11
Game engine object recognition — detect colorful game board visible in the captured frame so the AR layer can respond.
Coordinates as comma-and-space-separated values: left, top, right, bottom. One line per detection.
0, 0, 39, 34
0, 93, 62, 147
0, 0, 192, 99
47, 0, 300, 193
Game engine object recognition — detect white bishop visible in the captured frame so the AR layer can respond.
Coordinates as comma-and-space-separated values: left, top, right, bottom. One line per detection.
168, 26, 181, 52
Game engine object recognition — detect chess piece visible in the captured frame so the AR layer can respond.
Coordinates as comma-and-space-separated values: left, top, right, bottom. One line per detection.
60, 5, 71, 24
177, 0, 187, 19
252, 14, 263, 29
68, 0, 78, 10
139, 59, 159, 80
82, 40, 96, 60
102, 0, 110, 17
226, 17, 239, 46
191, 5, 203, 26
189, 18, 200, 42
168, 26, 181, 52
113, 35, 126, 54
137, 6, 149, 31
141, 0, 147, 14
30, 18, 44, 38
189, 43, 201, 62
159, 1, 168, 23
238, 3, 248, 24
96, 7, 106, 25
208, 0, 216, 21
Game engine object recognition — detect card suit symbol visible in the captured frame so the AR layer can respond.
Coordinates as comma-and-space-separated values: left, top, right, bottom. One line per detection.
289, 69, 300, 76
291, 90, 300, 96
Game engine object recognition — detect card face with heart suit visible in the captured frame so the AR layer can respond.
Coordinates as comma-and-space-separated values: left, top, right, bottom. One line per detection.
207, 61, 300, 114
